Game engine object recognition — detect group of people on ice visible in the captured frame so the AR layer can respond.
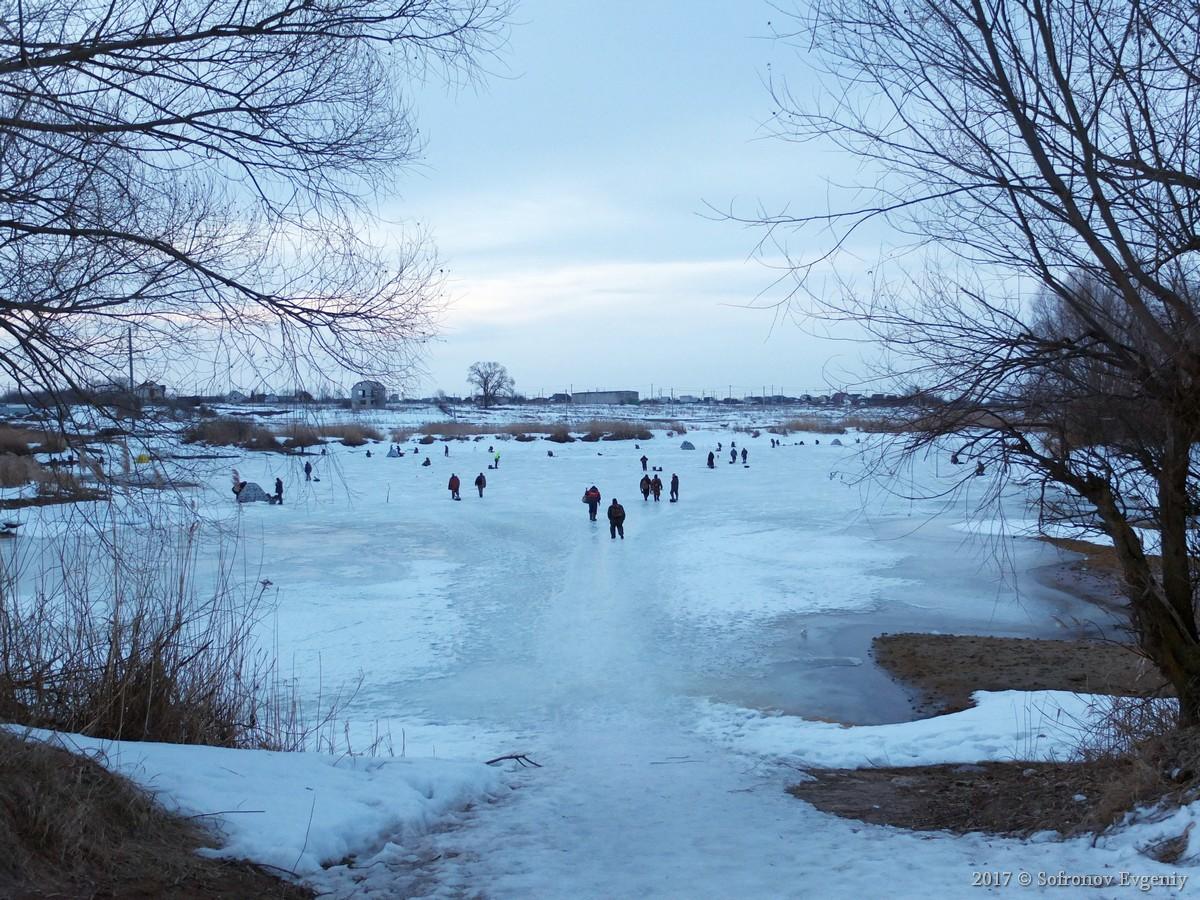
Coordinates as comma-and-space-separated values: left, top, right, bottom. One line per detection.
581, 485, 626, 539
707, 444, 748, 469
447, 472, 488, 500
637, 473, 679, 502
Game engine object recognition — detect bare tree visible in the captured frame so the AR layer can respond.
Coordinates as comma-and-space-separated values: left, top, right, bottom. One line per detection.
754, 2, 1200, 724
466, 361, 513, 408
0, 0, 510, 417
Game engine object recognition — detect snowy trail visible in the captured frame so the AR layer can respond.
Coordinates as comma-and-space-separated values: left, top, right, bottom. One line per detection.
28, 429, 1169, 897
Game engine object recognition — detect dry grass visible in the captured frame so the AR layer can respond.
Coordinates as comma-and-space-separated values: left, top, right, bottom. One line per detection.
279, 423, 321, 449
0, 454, 45, 488
0, 513, 348, 751
771, 417, 848, 435
390, 426, 413, 443
0, 731, 312, 898
183, 418, 279, 451
319, 423, 383, 446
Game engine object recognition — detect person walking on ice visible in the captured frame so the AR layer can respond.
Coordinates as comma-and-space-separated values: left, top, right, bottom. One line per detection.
582, 485, 601, 521
271, 477, 284, 505
474, 472, 486, 497
639, 473, 652, 501
707, 451, 715, 469
651, 474, 663, 502
669, 473, 679, 502
607, 498, 626, 540
639, 454, 648, 472
741, 447, 748, 464
448, 473, 461, 500
304, 460, 312, 481
729, 448, 737, 464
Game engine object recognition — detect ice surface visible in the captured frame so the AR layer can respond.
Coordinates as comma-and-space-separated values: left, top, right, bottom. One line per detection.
6, 425, 1182, 898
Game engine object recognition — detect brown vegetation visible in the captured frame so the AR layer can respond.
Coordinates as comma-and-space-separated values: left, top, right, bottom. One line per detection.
279, 423, 321, 449
0, 731, 312, 898
183, 418, 279, 451
318, 423, 383, 446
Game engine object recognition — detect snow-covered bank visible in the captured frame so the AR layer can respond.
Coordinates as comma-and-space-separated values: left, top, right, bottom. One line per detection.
8, 727, 506, 879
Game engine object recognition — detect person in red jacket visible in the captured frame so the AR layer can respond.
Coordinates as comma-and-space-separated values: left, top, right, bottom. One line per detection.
448, 473, 461, 500
582, 485, 601, 521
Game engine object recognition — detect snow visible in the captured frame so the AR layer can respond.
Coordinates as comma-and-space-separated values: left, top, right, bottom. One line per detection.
4, 422, 1194, 897
695, 690, 1117, 768
8, 727, 505, 877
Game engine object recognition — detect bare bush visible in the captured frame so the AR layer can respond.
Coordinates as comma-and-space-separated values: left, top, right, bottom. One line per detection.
183, 418, 278, 450
0, 456, 45, 488
279, 424, 321, 449
546, 425, 574, 443
320, 424, 383, 446
390, 427, 413, 443
0, 511, 344, 750
0, 428, 31, 455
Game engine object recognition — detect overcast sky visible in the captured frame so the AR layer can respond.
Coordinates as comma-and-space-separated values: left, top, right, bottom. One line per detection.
390, 0, 876, 400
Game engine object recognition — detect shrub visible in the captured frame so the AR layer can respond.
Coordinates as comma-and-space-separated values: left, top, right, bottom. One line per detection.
390, 427, 412, 443
279, 423, 321, 449
514, 433, 537, 442
0, 455, 43, 487
580, 430, 602, 442
418, 434, 435, 445
0, 427, 32, 455
319, 423, 383, 446
546, 425, 574, 443
0, 512, 347, 750
183, 417, 278, 450
34, 433, 68, 454
778, 417, 847, 435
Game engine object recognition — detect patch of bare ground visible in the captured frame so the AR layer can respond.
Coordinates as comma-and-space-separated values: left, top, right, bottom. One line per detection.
873, 632, 1166, 717
790, 543, 1200, 841
0, 731, 312, 899
789, 729, 1200, 840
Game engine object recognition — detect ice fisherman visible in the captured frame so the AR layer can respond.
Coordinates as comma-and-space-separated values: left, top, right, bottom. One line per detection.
650, 474, 663, 502
607, 498, 626, 540
272, 477, 284, 505
707, 451, 715, 469
448, 473, 461, 500
741, 448, 748, 464
730, 448, 737, 464
639, 474, 652, 501
304, 460, 312, 481
444, 444, 449, 457
475, 472, 486, 497
639, 454, 649, 472
669, 473, 679, 502
582, 485, 601, 521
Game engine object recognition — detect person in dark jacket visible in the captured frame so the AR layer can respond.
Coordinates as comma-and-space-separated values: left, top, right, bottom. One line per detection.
639, 474, 652, 501
730, 448, 737, 464
741, 447, 748, 464
650, 474, 663, 502
448, 473, 461, 500
475, 472, 486, 497
669, 473, 679, 502
707, 451, 715, 469
607, 499, 626, 539
304, 461, 312, 481
639, 454, 649, 472
273, 477, 284, 505
583, 485, 601, 521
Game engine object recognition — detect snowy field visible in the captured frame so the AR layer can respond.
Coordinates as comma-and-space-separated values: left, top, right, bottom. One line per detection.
6, 421, 1196, 897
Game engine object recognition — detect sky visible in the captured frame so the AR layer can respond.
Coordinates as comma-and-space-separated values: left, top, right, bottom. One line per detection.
391, 0, 877, 400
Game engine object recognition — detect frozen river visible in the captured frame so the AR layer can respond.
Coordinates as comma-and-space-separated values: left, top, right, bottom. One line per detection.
210, 428, 1135, 897
10, 426, 1149, 897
